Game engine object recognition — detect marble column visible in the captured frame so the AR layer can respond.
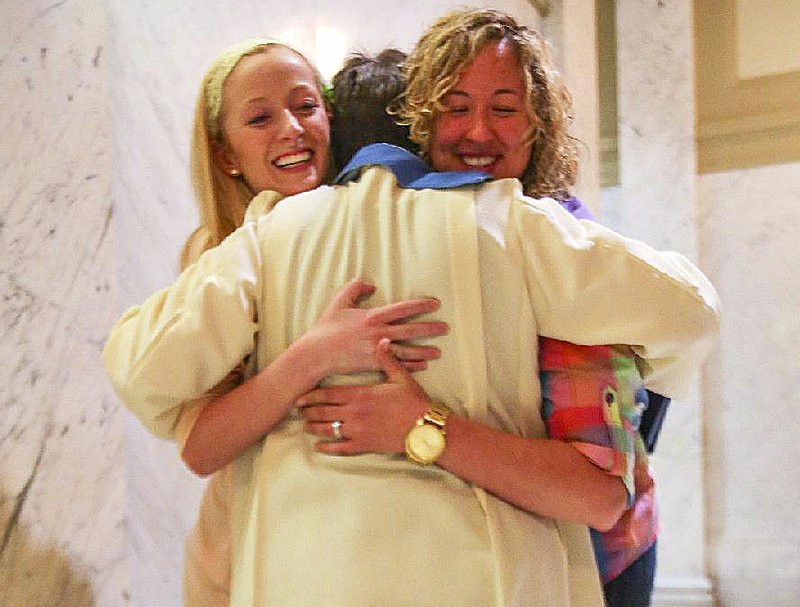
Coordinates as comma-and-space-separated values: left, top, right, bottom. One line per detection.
700, 161, 800, 606
0, 0, 128, 605
611, 2, 714, 605
541, 0, 601, 212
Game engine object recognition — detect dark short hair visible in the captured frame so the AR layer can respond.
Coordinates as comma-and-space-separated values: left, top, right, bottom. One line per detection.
330, 49, 418, 171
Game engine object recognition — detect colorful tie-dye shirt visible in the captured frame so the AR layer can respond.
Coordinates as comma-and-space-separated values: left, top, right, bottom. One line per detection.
539, 337, 658, 583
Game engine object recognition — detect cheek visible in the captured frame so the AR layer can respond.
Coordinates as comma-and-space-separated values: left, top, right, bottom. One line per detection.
311, 114, 331, 143
312, 120, 331, 169
431, 118, 461, 149
307, 115, 330, 151
498, 117, 531, 147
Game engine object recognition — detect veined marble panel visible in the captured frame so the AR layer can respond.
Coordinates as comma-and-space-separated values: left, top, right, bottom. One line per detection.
614, 0, 698, 258
0, 0, 127, 605
700, 162, 800, 607
610, 1, 709, 596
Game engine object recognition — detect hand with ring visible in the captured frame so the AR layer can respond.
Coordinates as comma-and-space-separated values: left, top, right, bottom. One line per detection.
298, 339, 432, 455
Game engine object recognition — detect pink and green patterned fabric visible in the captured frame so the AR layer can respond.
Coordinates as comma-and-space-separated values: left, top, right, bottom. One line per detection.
539, 337, 658, 583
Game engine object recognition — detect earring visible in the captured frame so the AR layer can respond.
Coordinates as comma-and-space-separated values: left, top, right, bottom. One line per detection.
229, 169, 241, 178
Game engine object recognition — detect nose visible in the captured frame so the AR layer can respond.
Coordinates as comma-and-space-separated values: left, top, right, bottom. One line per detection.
465, 111, 492, 143
278, 109, 304, 139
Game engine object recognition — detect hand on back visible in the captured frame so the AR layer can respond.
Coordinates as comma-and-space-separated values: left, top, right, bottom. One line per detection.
299, 279, 448, 377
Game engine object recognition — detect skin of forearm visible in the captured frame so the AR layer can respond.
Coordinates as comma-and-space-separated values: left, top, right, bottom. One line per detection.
437, 414, 628, 532
181, 336, 328, 476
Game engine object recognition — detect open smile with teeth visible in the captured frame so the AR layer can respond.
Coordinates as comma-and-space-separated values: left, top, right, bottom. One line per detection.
461, 155, 498, 168
274, 150, 312, 168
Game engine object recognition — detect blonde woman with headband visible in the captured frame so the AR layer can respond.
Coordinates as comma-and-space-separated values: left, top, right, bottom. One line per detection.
145, 38, 447, 605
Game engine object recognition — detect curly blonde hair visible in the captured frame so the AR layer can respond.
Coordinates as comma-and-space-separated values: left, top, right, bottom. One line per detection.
399, 9, 578, 200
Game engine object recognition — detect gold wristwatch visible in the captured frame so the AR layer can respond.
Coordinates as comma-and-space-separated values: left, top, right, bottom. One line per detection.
404, 402, 450, 465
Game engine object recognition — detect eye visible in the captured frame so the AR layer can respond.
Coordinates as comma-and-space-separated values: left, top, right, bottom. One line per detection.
296, 100, 321, 115
493, 105, 519, 116
446, 105, 469, 116
246, 112, 270, 126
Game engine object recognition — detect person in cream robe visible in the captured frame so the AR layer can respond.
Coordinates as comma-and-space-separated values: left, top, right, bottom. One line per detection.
104, 143, 719, 605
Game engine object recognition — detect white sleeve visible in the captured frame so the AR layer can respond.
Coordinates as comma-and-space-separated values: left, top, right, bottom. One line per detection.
509, 187, 720, 399
102, 222, 264, 439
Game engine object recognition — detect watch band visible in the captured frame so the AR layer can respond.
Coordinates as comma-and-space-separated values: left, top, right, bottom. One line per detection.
423, 401, 450, 430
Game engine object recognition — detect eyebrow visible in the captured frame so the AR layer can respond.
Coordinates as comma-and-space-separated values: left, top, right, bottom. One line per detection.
445, 88, 522, 98
243, 85, 318, 107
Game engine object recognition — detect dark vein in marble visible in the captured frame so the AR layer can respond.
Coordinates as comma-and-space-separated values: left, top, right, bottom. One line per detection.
91, 204, 113, 259
0, 425, 51, 558
34, 0, 68, 21
0, 1, 69, 67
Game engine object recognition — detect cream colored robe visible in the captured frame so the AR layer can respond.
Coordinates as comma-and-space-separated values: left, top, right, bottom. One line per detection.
104, 167, 719, 606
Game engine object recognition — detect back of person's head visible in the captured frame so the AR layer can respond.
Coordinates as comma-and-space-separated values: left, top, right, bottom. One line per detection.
400, 8, 578, 200
184, 38, 326, 268
330, 49, 418, 172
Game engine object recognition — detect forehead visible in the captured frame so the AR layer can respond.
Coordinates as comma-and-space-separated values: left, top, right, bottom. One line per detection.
224, 46, 318, 101
451, 39, 525, 95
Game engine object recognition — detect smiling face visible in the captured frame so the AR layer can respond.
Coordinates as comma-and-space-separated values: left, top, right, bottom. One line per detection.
430, 40, 533, 180
214, 46, 330, 196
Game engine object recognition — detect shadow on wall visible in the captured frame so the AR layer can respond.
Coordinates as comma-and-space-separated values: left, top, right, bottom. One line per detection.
0, 487, 96, 607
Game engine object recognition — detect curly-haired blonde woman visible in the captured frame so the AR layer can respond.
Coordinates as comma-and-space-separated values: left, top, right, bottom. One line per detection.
391, 10, 660, 606
399, 8, 578, 201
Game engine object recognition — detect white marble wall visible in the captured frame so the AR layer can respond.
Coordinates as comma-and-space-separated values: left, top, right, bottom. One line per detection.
0, 0, 128, 605
13, 1, 798, 606
699, 161, 800, 607
606, 2, 714, 604
541, 0, 601, 211
605, 3, 800, 606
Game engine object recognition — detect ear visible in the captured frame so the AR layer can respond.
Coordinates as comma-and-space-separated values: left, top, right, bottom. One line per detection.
211, 139, 241, 177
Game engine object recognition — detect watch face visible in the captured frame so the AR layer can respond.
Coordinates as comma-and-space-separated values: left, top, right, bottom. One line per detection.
406, 423, 445, 464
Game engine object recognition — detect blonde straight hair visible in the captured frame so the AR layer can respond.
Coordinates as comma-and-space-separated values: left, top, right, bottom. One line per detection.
181, 38, 326, 269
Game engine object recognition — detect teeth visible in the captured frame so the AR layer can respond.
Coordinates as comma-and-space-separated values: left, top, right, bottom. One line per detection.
275, 151, 312, 167
462, 156, 496, 167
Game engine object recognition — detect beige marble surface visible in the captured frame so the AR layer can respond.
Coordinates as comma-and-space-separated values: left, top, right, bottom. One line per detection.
607, 1, 712, 602
5, 0, 797, 605
0, 0, 127, 605
700, 161, 800, 607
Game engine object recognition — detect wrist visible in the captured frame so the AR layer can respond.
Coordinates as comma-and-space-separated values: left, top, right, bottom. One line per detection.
281, 336, 328, 390
404, 401, 450, 465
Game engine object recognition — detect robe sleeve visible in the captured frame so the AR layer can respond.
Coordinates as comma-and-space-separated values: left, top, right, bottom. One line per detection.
511, 188, 720, 399
103, 222, 264, 439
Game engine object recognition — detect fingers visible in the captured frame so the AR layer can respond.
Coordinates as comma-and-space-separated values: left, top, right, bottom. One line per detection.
391, 343, 441, 362
315, 440, 363, 456
296, 386, 359, 407
376, 338, 406, 383
304, 419, 347, 440
298, 403, 343, 423
372, 298, 441, 323
400, 361, 428, 373
385, 321, 449, 341
331, 279, 376, 308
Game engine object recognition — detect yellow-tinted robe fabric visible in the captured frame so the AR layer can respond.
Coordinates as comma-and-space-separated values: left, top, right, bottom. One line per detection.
104, 167, 720, 606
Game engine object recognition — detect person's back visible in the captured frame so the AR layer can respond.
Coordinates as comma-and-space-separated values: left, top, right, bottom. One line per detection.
238, 165, 597, 605
215, 145, 717, 604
